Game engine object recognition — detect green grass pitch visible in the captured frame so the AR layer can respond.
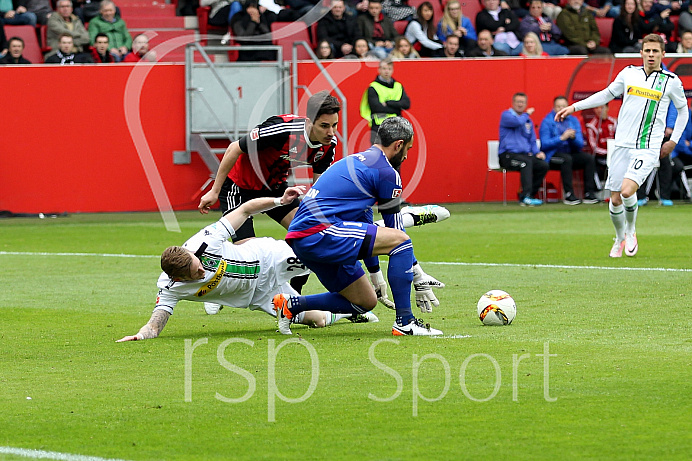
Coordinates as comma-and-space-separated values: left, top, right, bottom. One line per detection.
1, 203, 691, 460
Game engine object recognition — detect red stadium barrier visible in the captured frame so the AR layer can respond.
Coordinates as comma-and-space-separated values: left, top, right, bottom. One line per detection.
1, 57, 689, 213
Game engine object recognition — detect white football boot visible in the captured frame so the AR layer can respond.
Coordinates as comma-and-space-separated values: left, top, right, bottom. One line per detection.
392, 318, 443, 336
204, 303, 223, 315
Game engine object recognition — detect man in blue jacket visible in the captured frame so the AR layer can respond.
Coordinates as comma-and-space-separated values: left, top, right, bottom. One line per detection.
539, 96, 599, 205
499, 92, 549, 206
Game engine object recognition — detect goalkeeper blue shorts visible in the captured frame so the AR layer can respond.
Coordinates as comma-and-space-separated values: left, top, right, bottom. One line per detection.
289, 222, 378, 293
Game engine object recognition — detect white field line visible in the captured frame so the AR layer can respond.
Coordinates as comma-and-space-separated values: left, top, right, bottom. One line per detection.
0, 252, 158, 259
0, 446, 130, 461
1, 251, 690, 272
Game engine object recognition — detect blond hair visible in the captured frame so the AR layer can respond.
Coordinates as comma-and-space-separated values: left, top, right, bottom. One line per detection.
521, 32, 544, 57
440, 0, 462, 37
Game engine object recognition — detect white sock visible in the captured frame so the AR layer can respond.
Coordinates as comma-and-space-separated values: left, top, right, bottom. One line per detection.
401, 213, 414, 228
622, 194, 638, 235
609, 201, 625, 242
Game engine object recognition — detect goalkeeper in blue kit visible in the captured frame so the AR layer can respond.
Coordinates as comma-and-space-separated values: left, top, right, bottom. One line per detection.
274, 117, 444, 336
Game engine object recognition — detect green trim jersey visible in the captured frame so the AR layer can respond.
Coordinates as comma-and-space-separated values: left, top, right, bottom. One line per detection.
154, 219, 308, 315
574, 66, 687, 149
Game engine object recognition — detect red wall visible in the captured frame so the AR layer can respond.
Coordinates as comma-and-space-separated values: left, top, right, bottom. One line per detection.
2, 57, 681, 213
0, 64, 207, 214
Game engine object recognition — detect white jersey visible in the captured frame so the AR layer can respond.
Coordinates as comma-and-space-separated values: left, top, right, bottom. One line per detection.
574, 66, 687, 149
154, 219, 309, 316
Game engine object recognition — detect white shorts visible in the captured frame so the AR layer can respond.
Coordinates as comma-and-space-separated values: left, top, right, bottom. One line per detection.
606, 146, 658, 192
248, 238, 309, 316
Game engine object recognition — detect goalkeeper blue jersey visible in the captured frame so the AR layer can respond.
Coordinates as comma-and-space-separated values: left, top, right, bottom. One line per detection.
286, 146, 403, 239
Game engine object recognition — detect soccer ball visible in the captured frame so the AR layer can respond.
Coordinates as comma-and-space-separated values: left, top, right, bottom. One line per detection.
477, 290, 516, 326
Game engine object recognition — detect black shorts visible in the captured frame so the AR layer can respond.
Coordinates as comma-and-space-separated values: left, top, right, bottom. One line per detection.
219, 178, 299, 242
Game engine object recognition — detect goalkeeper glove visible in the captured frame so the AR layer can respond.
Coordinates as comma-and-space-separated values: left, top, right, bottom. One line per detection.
414, 285, 438, 313
413, 263, 444, 313
370, 270, 395, 310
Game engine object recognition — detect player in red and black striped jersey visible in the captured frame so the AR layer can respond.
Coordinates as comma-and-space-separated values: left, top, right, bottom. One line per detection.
199, 91, 342, 242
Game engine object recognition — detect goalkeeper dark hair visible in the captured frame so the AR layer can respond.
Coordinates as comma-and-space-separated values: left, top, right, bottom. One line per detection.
306, 91, 341, 122
376, 117, 413, 147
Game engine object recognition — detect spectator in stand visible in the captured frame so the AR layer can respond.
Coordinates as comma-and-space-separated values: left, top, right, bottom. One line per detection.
90, 32, 114, 62
585, 103, 617, 186
344, 0, 369, 17
73, 0, 121, 24
123, 33, 156, 62
1, 0, 37, 26
476, 0, 523, 55
358, 0, 397, 59
519, 0, 569, 56
467, 28, 510, 56
45, 32, 93, 63
431, 33, 464, 57
583, 0, 619, 18
344, 36, 380, 59
389, 35, 420, 58
679, 2, 692, 34
542, 0, 562, 21
260, 0, 300, 22
46, 0, 90, 57
200, 0, 239, 28
231, 1, 276, 61
0, 20, 7, 56
520, 31, 549, 56
405, 1, 442, 57
315, 39, 335, 59
556, 0, 611, 54
382, 0, 415, 22
284, 0, 318, 17
677, 30, 692, 52
24, 0, 52, 24
0, 35, 31, 63
609, 0, 642, 53
539, 95, 600, 205
88, 1, 131, 61
640, 0, 676, 52
436, 0, 477, 53
502, 0, 529, 18
499, 92, 549, 206
657, 0, 683, 16
317, 0, 360, 58
360, 57, 410, 142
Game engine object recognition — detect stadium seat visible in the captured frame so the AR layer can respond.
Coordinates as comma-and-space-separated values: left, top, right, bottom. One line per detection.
460, 0, 483, 24
394, 20, 408, 35
196, 6, 227, 45
39, 24, 51, 54
483, 140, 509, 204
671, 15, 680, 42
484, 140, 555, 204
595, 17, 613, 48
5, 25, 43, 63
271, 21, 312, 61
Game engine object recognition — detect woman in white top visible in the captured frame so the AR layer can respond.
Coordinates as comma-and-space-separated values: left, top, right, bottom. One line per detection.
404, 1, 442, 57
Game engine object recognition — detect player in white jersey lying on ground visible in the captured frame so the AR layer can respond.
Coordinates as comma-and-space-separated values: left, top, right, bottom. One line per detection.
116, 186, 378, 342
203, 203, 451, 315
555, 34, 688, 258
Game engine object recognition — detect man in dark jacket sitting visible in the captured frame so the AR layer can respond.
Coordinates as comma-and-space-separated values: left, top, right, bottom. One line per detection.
317, 0, 361, 58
